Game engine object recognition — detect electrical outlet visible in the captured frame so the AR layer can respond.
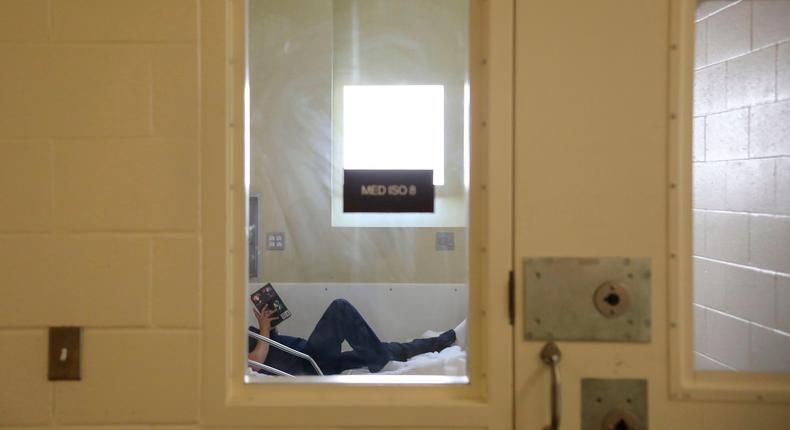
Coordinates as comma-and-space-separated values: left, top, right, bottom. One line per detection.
267, 232, 285, 250
436, 232, 455, 251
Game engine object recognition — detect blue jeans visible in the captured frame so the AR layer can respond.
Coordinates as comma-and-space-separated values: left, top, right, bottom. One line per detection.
249, 299, 455, 375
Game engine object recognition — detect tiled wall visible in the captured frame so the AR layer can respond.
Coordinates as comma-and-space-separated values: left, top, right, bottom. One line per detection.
0, 0, 201, 426
693, 0, 790, 371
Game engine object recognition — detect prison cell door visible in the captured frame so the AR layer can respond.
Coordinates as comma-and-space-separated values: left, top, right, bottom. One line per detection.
511, 1, 790, 429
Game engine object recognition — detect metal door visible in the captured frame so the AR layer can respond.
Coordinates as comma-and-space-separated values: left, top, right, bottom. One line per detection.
512, 1, 790, 429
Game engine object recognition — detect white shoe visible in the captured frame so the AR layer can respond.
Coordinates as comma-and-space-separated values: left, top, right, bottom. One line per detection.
454, 319, 468, 350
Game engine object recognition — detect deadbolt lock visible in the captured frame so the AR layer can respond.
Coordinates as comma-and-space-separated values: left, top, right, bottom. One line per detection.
593, 281, 631, 318
602, 409, 641, 430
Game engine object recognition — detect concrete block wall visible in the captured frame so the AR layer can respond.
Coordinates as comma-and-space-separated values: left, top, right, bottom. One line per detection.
693, 0, 790, 371
0, 0, 201, 427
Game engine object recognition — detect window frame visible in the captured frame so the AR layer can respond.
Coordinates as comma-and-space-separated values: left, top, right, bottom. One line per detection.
199, 0, 515, 426
667, 0, 790, 403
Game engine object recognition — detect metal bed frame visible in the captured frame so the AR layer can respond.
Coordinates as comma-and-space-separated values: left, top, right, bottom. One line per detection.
247, 330, 324, 377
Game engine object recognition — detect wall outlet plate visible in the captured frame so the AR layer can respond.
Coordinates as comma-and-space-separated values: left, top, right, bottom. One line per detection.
582, 378, 647, 430
523, 257, 651, 342
435, 232, 455, 251
266, 232, 285, 251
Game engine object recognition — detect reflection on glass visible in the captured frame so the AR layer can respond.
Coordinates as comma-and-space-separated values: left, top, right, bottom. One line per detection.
692, 0, 790, 373
246, 0, 470, 382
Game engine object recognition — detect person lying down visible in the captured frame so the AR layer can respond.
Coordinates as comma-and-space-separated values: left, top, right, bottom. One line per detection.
248, 298, 467, 376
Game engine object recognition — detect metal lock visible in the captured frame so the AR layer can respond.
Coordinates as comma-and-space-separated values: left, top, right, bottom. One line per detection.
582, 379, 647, 430
593, 281, 631, 318
602, 409, 641, 430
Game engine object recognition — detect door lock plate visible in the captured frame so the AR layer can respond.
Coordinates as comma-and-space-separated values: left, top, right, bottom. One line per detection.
524, 257, 651, 342
582, 378, 647, 430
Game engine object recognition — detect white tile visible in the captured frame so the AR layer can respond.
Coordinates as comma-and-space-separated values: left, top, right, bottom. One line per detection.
706, 309, 751, 369
750, 214, 790, 273
707, 0, 752, 64
722, 264, 776, 326
725, 159, 776, 213
750, 324, 790, 372
693, 116, 706, 161
777, 158, 790, 215
705, 108, 749, 160
779, 42, 790, 100
694, 210, 707, 254
750, 100, 790, 157
694, 304, 708, 354
695, 352, 734, 370
705, 211, 750, 264
695, 64, 727, 115
727, 47, 776, 109
694, 257, 728, 310
777, 275, 790, 333
694, 162, 728, 209
696, 20, 708, 69
752, 0, 790, 49
697, 1, 738, 21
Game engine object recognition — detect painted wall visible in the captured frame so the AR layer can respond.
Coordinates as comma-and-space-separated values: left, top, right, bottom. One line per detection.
0, 0, 788, 428
692, 0, 790, 372
248, 0, 469, 283
0, 0, 201, 425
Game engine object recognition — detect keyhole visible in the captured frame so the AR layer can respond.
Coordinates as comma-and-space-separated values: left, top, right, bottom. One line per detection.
604, 293, 620, 306
614, 419, 630, 430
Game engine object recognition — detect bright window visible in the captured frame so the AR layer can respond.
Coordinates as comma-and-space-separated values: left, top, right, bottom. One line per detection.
343, 85, 445, 185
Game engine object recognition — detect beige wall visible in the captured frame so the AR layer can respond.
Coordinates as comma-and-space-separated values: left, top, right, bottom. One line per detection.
0, 0, 200, 425
1, 0, 789, 429
249, 0, 468, 283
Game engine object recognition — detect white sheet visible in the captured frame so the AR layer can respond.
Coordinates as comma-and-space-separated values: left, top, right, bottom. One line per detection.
341, 345, 466, 376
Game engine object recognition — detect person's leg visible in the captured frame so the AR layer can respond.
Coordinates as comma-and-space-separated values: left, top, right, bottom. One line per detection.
303, 299, 391, 373
383, 330, 456, 362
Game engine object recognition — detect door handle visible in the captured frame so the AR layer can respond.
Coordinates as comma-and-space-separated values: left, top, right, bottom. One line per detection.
540, 341, 562, 430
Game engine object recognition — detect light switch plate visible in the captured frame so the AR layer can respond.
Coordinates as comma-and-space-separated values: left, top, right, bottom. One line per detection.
48, 327, 82, 381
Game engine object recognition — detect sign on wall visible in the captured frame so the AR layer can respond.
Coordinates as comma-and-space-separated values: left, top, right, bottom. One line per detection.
343, 170, 435, 213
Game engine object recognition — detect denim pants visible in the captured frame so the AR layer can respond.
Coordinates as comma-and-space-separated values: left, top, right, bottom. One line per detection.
250, 298, 455, 375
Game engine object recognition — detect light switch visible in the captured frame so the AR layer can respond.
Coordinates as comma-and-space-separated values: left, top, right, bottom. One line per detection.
48, 327, 82, 381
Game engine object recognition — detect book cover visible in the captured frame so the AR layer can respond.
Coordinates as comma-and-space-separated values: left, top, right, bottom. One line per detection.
250, 283, 292, 327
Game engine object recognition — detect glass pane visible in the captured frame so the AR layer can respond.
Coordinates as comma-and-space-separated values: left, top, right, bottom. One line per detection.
245, 0, 470, 382
692, 0, 790, 372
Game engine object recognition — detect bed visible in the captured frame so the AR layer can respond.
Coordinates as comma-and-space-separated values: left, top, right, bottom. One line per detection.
247, 330, 467, 378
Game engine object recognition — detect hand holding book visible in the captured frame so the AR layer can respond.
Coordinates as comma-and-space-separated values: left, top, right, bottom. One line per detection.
253, 305, 277, 334
250, 283, 292, 328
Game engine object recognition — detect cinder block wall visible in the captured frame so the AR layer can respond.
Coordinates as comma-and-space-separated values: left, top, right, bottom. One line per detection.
0, 0, 201, 426
693, 0, 790, 371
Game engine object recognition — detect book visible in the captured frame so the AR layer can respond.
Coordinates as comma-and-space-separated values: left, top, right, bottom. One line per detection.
250, 283, 292, 328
